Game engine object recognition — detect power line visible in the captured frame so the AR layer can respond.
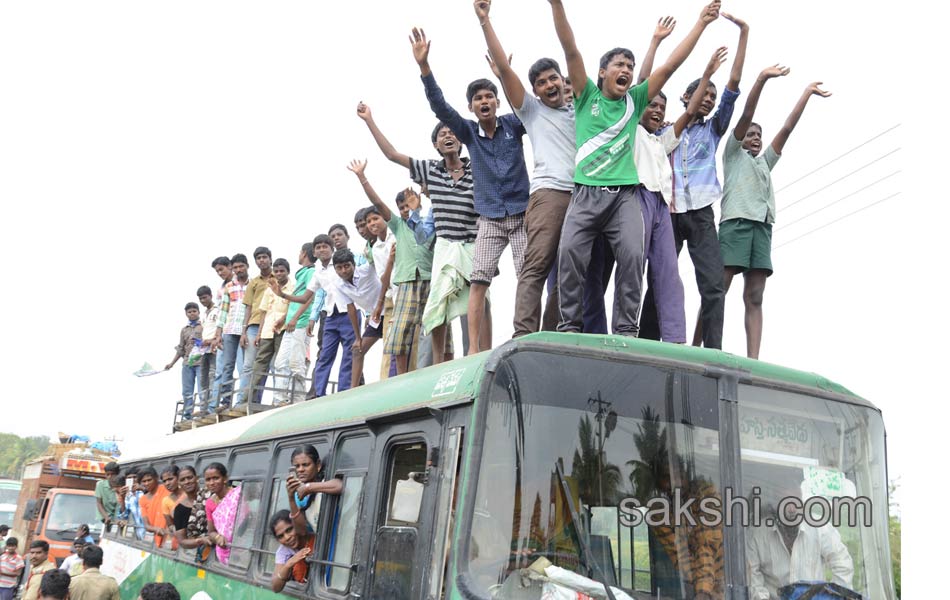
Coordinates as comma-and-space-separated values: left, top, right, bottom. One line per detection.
773, 192, 901, 250
780, 148, 900, 211
776, 170, 901, 232
775, 124, 900, 193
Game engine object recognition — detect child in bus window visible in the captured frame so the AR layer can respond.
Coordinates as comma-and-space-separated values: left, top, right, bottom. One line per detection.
269, 510, 315, 593
285, 446, 343, 536
204, 463, 241, 565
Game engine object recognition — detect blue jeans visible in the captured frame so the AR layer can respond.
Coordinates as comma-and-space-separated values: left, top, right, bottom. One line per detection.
236, 324, 259, 404
312, 311, 357, 397
181, 364, 200, 417
211, 334, 243, 409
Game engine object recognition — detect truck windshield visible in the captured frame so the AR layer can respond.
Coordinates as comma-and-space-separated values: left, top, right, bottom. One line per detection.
46, 494, 102, 536
467, 351, 723, 599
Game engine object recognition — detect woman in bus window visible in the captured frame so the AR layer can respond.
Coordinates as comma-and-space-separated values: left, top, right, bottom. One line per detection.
204, 462, 241, 565
172, 466, 211, 548
269, 509, 315, 593
159, 466, 181, 550
285, 445, 342, 535
177, 466, 214, 552
138, 467, 170, 547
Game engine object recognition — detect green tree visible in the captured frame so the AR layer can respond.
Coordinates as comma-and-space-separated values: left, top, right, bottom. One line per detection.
0, 433, 50, 478
570, 415, 622, 506
889, 479, 901, 599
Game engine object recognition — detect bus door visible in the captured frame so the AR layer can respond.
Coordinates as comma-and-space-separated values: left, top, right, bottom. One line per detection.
365, 415, 445, 600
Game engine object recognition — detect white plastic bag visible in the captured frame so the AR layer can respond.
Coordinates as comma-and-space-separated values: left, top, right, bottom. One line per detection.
390, 478, 424, 522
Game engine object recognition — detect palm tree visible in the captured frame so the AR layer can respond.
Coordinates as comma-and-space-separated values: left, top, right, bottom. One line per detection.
627, 406, 670, 503
571, 415, 622, 506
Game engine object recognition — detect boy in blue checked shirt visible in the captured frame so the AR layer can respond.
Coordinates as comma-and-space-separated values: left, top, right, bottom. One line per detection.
410, 27, 529, 354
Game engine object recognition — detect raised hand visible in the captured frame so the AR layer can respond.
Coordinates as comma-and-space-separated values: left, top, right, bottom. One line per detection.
705, 46, 729, 76
403, 188, 421, 212
356, 102, 372, 122
474, 0, 490, 22
700, 0, 721, 24
760, 64, 790, 80
347, 159, 368, 179
653, 16, 676, 40
721, 11, 747, 30
806, 82, 832, 97
409, 27, 430, 66
484, 52, 512, 79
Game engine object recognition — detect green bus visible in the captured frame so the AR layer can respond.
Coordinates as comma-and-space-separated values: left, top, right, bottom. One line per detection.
102, 332, 895, 599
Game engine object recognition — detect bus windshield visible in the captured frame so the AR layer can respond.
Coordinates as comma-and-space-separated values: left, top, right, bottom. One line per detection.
466, 351, 892, 600
46, 494, 102, 538
468, 351, 724, 598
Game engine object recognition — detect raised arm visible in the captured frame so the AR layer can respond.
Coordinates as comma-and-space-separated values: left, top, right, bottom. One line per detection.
372, 249, 395, 324
410, 28, 471, 142
771, 82, 831, 155
646, 0, 720, 100
475, 1, 526, 110
637, 16, 676, 84
733, 65, 790, 141
356, 103, 411, 169
673, 46, 728, 137
721, 13, 749, 92
348, 159, 392, 222
548, 0, 586, 97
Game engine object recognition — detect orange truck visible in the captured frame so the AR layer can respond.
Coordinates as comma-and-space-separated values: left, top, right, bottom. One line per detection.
12, 447, 111, 564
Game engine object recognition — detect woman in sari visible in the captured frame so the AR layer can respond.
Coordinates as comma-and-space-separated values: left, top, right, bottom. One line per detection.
285, 445, 342, 535
204, 462, 241, 565
137, 467, 170, 547
173, 466, 208, 549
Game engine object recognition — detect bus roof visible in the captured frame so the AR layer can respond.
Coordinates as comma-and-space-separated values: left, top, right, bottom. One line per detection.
121, 332, 873, 463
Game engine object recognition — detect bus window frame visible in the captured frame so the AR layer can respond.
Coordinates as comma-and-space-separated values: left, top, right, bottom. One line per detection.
317, 430, 373, 598
364, 422, 444, 600
451, 342, 887, 600
256, 435, 333, 598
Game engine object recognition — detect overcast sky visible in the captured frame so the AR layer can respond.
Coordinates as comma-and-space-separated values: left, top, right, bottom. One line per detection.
0, 0, 937, 588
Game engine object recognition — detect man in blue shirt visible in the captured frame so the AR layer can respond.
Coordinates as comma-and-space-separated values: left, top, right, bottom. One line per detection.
410, 27, 530, 354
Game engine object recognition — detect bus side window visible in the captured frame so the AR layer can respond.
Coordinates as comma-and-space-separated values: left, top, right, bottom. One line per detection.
323, 433, 372, 594
326, 474, 364, 592
369, 442, 428, 599
224, 447, 269, 570
227, 480, 264, 570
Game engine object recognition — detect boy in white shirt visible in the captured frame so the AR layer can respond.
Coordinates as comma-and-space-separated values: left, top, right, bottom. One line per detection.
632, 46, 728, 343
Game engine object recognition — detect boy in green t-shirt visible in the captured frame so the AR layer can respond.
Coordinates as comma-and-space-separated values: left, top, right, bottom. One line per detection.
348, 159, 435, 376
548, 0, 720, 335
720, 67, 830, 359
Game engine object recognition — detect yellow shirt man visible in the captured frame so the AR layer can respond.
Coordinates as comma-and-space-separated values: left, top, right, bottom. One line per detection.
22, 559, 55, 600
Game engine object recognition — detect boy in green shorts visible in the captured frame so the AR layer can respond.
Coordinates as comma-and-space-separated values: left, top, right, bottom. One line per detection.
548, 0, 721, 335
720, 66, 830, 359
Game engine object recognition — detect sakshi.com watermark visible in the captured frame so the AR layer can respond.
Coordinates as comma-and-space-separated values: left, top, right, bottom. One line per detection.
617, 488, 872, 528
